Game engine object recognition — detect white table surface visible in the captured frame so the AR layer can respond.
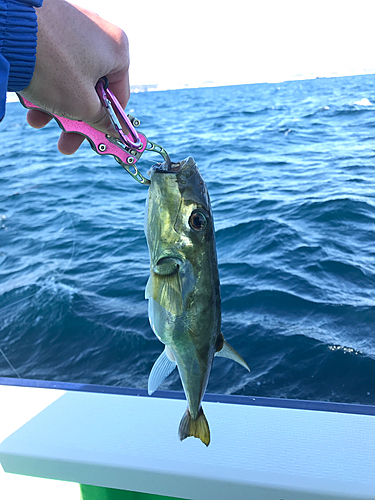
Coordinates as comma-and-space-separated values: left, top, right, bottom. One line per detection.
1, 384, 375, 500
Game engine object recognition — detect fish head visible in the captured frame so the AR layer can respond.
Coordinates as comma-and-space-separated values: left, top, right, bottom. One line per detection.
146, 157, 215, 291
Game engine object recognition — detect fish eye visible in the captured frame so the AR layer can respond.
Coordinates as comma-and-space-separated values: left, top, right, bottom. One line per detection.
189, 211, 207, 232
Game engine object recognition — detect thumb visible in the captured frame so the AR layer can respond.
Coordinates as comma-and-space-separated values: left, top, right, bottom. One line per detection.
107, 71, 130, 110
88, 108, 117, 136
84, 88, 117, 136
87, 81, 131, 137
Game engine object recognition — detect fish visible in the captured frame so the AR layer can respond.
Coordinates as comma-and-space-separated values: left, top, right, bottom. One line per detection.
145, 156, 250, 446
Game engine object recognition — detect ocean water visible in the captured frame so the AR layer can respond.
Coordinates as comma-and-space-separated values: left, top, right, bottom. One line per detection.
1, 74, 375, 405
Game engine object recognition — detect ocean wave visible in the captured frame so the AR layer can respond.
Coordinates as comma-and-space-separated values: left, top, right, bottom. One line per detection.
352, 97, 372, 106
287, 197, 375, 223
2, 74, 375, 404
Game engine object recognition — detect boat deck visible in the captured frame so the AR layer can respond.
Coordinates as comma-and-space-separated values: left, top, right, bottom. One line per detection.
1, 379, 375, 500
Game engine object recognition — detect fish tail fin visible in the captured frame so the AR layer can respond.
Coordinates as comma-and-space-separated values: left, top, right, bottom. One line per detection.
178, 407, 210, 446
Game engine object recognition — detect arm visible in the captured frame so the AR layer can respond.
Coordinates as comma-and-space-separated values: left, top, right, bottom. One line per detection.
0, 0, 42, 120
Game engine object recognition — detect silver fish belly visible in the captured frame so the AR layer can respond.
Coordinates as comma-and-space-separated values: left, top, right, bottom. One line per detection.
145, 156, 249, 446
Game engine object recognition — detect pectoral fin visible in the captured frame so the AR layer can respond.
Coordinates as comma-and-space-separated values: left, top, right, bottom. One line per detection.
215, 339, 250, 372
145, 273, 183, 316
148, 346, 177, 395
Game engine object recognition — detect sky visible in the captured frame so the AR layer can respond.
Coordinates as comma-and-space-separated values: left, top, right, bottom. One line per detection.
64, 0, 375, 89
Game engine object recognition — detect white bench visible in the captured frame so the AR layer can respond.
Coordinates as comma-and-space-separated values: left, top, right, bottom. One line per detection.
1, 380, 375, 500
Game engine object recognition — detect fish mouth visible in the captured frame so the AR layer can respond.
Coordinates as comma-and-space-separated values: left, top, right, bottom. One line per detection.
153, 256, 183, 276
148, 157, 195, 176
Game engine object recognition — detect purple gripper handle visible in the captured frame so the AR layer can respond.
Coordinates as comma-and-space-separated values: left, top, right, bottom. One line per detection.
17, 96, 148, 168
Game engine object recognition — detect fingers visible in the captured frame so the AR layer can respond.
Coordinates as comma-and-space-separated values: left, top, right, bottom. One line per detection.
57, 131, 86, 155
27, 109, 53, 128
27, 109, 86, 155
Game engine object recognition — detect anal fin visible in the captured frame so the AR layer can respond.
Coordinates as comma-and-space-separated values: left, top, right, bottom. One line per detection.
148, 346, 177, 395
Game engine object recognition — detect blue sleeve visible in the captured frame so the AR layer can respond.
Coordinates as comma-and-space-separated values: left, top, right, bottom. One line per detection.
0, 54, 10, 119
0, 0, 43, 121
16, 0, 43, 5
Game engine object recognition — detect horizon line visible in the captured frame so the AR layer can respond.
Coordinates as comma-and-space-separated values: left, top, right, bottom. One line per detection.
129, 70, 375, 93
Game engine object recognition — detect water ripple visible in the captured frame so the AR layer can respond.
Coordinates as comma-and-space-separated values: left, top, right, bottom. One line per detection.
1, 74, 375, 404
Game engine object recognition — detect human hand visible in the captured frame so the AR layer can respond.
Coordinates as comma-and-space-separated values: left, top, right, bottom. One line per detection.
18, 0, 130, 155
